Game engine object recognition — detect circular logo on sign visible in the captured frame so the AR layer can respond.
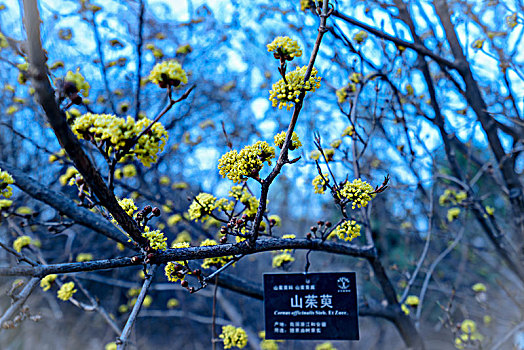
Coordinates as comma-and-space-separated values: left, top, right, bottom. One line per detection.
337, 277, 350, 289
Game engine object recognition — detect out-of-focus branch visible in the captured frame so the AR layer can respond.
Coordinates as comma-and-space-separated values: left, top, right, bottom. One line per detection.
0, 160, 135, 250
117, 265, 157, 350
0, 277, 40, 328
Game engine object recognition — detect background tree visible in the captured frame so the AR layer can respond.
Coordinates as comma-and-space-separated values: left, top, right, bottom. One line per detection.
0, 0, 523, 349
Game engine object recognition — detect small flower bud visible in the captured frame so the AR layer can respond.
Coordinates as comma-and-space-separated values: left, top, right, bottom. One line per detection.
181, 280, 189, 287
220, 236, 227, 244
131, 256, 140, 263
152, 207, 161, 216
306, 232, 312, 239
310, 226, 317, 232
317, 220, 324, 225
143, 205, 152, 214
325, 221, 332, 228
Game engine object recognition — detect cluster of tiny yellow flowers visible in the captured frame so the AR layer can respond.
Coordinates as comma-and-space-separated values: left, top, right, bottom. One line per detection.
40, 274, 57, 291
0, 168, 14, 198
115, 164, 137, 179
274, 131, 302, 150
330, 139, 342, 148
149, 60, 188, 88
188, 193, 218, 221
300, 0, 312, 11
330, 220, 361, 241
336, 85, 356, 103
269, 214, 281, 227
340, 179, 375, 209
0, 32, 8, 49
0, 199, 12, 210
312, 174, 329, 194
105, 342, 117, 350
167, 298, 179, 308
57, 282, 77, 301
219, 325, 248, 349
118, 198, 138, 217
267, 36, 303, 60
341, 125, 354, 137
315, 342, 337, 350
405, 295, 419, 307
218, 141, 275, 182
259, 331, 283, 350
71, 113, 168, 167
13, 236, 32, 252
76, 253, 93, 262
439, 189, 467, 206
272, 253, 295, 268
472, 283, 487, 293
200, 239, 232, 268
174, 231, 192, 244
455, 319, 484, 349
142, 227, 167, 250
353, 30, 368, 44
229, 185, 261, 218
471, 39, 484, 50
269, 66, 322, 110
65, 69, 90, 97
59, 167, 80, 187
447, 207, 461, 222
165, 257, 187, 282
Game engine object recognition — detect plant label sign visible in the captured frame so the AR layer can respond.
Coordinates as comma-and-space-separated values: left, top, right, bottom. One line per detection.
263, 272, 359, 340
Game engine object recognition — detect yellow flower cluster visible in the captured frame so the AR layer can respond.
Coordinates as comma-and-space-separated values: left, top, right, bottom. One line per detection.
188, 193, 217, 221
149, 60, 188, 88
219, 325, 248, 349
259, 331, 283, 350
472, 283, 487, 293
353, 30, 368, 44
269, 215, 281, 227
167, 298, 179, 308
267, 36, 302, 60
439, 189, 467, 206
115, 164, 137, 179
229, 185, 261, 218
0, 168, 14, 198
341, 125, 354, 137
174, 231, 192, 244
105, 342, 117, 350
315, 342, 337, 350
0, 32, 8, 49
330, 220, 361, 241
40, 274, 57, 291
200, 239, 232, 268
336, 85, 356, 103
300, 0, 312, 11
165, 250, 188, 282
65, 69, 90, 97
274, 131, 302, 150
218, 141, 275, 182
405, 295, 419, 307
0, 199, 12, 210
340, 179, 375, 209
57, 282, 77, 301
272, 253, 295, 268
312, 174, 329, 194
76, 253, 93, 262
118, 198, 138, 217
59, 167, 79, 187
142, 227, 167, 250
13, 236, 32, 252
447, 207, 461, 222
71, 113, 168, 167
455, 319, 484, 349
269, 66, 321, 110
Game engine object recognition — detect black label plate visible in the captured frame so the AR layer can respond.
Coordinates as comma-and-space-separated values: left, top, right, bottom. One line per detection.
263, 272, 359, 340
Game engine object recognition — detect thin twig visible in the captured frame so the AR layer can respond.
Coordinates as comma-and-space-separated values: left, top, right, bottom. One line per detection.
116, 265, 157, 350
